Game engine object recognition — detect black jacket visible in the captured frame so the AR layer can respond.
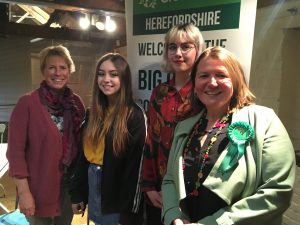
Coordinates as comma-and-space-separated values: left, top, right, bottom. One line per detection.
69, 103, 146, 215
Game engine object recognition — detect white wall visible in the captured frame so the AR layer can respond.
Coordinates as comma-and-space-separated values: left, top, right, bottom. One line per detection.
250, 0, 300, 149
250, 3, 300, 224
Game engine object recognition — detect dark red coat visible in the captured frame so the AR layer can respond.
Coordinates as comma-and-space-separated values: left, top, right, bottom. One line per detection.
7, 89, 85, 217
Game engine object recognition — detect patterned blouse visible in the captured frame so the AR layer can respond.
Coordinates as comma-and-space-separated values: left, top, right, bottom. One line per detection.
142, 77, 201, 192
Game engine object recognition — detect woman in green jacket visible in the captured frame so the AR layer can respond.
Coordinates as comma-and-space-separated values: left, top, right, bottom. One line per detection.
162, 46, 295, 225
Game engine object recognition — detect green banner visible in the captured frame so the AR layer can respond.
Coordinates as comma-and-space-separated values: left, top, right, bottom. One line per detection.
133, 3, 240, 35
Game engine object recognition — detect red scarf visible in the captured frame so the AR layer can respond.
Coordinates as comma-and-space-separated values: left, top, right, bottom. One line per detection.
39, 80, 85, 167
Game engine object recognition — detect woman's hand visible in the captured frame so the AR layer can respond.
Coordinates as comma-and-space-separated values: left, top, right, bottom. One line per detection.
18, 191, 35, 217
173, 218, 194, 225
173, 218, 184, 225
13, 177, 35, 216
71, 202, 86, 214
146, 190, 162, 208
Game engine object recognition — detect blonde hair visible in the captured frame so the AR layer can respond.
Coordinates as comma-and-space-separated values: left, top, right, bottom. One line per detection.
190, 46, 256, 111
161, 23, 205, 72
85, 53, 134, 156
39, 45, 75, 73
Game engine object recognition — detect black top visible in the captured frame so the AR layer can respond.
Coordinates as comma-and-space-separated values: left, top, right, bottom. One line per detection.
69, 103, 146, 217
182, 115, 231, 222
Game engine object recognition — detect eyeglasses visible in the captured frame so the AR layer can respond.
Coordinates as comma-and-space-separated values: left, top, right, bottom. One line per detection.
167, 43, 195, 55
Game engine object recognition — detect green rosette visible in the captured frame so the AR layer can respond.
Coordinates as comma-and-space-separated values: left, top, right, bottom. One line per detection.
218, 121, 254, 174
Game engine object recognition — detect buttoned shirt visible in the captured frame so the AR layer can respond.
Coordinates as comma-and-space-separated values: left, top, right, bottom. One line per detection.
142, 77, 201, 192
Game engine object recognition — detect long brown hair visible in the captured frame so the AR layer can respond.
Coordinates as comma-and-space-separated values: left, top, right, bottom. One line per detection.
190, 46, 256, 111
85, 53, 134, 156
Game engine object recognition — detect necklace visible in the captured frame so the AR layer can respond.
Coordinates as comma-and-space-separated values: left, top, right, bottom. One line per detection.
183, 113, 230, 196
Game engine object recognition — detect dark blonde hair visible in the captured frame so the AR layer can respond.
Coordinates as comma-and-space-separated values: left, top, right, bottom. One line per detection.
85, 53, 134, 156
39, 45, 75, 73
190, 46, 256, 111
161, 23, 205, 72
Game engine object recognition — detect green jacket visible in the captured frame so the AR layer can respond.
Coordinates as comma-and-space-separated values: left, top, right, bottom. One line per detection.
162, 105, 295, 225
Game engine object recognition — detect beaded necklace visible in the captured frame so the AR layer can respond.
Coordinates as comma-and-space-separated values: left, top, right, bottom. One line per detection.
183, 112, 230, 196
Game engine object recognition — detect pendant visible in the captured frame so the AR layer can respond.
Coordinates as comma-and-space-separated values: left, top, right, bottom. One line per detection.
198, 171, 203, 179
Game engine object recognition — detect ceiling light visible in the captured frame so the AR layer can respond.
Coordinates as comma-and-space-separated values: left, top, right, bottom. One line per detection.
95, 21, 105, 30
79, 14, 90, 30
50, 22, 61, 28
30, 38, 44, 43
105, 16, 116, 32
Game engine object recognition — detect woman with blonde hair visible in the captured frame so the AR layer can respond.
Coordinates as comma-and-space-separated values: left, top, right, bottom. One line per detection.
7, 45, 85, 225
142, 23, 205, 225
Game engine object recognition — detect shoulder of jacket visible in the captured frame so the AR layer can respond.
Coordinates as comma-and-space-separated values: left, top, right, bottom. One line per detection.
233, 104, 278, 127
130, 103, 146, 123
133, 102, 146, 114
17, 89, 39, 104
237, 105, 275, 117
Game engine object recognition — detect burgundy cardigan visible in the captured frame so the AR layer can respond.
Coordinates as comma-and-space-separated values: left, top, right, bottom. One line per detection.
7, 89, 85, 217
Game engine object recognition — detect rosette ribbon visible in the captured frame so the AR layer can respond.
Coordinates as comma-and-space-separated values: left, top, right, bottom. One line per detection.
218, 121, 254, 174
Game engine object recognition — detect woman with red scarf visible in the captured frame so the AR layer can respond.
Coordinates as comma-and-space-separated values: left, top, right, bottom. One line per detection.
6, 45, 85, 225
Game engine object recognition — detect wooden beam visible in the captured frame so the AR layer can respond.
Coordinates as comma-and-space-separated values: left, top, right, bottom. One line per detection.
34, 0, 125, 13
0, 0, 125, 16
18, 4, 49, 24
0, 22, 126, 46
